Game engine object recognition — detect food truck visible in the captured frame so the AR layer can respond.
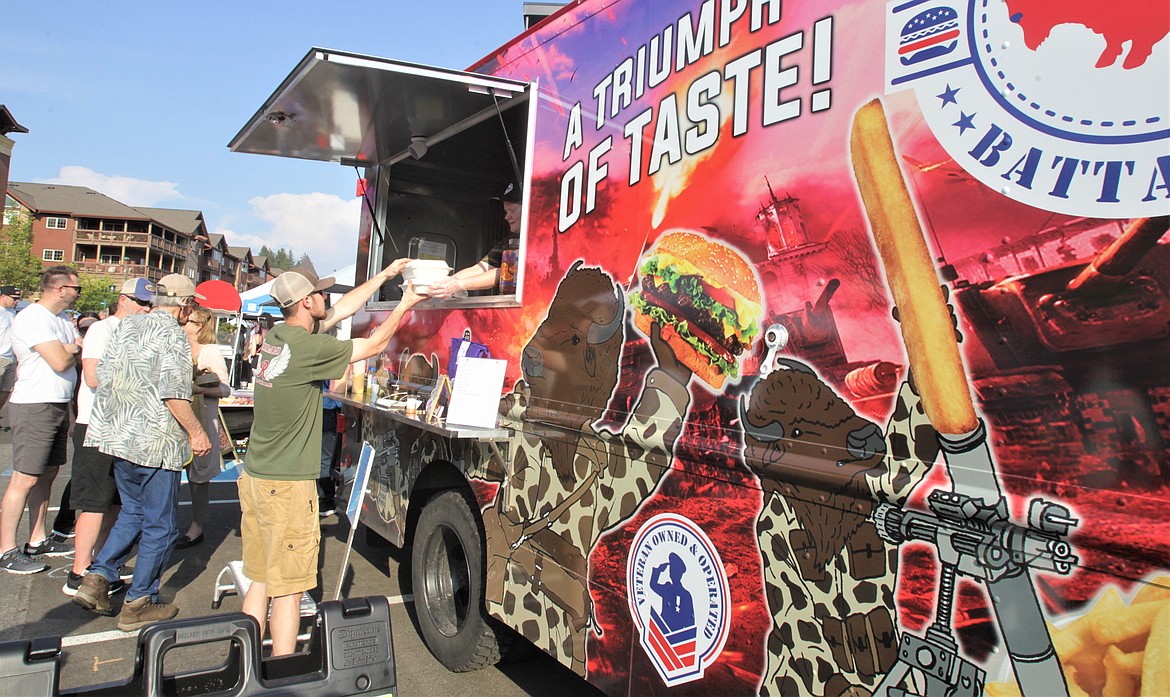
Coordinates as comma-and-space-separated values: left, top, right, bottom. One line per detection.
229, 1, 1170, 695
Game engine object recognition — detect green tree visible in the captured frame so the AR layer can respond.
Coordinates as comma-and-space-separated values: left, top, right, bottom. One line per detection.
295, 253, 316, 273
76, 274, 120, 314
258, 245, 299, 271
0, 213, 43, 293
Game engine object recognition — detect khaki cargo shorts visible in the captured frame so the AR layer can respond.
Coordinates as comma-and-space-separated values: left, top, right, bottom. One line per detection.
238, 470, 320, 597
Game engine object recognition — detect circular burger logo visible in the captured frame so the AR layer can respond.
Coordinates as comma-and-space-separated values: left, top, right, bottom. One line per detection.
884, 0, 1169, 218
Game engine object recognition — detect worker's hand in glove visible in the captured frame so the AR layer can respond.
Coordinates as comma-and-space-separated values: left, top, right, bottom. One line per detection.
427, 277, 467, 299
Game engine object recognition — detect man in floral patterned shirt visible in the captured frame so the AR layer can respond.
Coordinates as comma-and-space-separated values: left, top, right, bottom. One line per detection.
72, 274, 211, 632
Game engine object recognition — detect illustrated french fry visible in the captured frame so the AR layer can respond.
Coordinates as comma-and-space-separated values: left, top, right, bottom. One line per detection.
1103, 645, 1140, 696
1105, 645, 1145, 676
1048, 617, 1092, 661
1131, 575, 1170, 605
1141, 603, 1170, 696
849, 99, 978, 435
1067, 647, 1108, 696
1065, 666, 1091, 697
1090, 586, 1141, 645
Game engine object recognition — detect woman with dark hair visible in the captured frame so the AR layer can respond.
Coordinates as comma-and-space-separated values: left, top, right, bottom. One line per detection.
175, 307, 230, 549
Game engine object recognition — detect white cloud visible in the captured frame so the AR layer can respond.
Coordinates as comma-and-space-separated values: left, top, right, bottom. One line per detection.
39, 166, 183, 207
220, 192, 362, 275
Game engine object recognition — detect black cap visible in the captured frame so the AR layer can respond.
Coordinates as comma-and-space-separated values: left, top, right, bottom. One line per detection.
0, 285, 21, 299
491, 182, 522, 204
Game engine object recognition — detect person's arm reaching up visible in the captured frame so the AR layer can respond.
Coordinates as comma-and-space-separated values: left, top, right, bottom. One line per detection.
349, 284, 423, 363
320, 258, 412, 333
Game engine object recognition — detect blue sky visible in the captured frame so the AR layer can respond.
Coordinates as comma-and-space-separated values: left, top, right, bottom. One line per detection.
1, 1, 533, 276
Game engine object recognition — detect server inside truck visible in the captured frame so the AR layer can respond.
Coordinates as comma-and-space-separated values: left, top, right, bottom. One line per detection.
354, 70, 532, 308
426, 182, 523, 299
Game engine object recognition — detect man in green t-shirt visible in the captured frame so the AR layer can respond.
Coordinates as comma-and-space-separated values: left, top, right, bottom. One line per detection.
241, 264, 420, 655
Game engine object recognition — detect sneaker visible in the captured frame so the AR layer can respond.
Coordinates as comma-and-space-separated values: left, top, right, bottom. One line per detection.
72, 573, 114, 616
0, 547, 48, 575
24, 533, 73, 558
118, 596, 179, 632
62, 571, 126, 597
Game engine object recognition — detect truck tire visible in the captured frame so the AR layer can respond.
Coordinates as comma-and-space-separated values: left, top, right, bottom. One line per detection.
411, 490, 506, 672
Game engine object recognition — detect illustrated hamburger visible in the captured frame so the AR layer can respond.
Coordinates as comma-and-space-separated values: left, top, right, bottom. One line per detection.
898, 6, 960, 66
631, 230, 763, 390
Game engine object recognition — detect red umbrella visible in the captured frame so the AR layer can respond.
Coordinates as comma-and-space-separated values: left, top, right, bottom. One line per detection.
195, 280, 242, 312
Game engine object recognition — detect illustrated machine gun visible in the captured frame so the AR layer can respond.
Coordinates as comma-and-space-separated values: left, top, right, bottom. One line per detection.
851, 100, 1089, 697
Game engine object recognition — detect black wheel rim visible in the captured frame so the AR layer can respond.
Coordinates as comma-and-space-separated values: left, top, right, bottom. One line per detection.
421, 522, 471, 637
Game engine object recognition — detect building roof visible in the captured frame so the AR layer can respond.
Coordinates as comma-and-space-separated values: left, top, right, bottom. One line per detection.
0, 106, 28, 135
135, 206, 206, 236
228, 246, 253, 262
252, 255, 268, 269
8, 182, 146, 219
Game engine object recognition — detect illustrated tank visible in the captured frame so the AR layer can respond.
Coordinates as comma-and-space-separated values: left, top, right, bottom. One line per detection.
953, 216, 1170, 489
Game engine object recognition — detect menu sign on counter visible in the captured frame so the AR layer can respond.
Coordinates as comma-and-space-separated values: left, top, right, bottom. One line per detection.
445, 357, 508, 429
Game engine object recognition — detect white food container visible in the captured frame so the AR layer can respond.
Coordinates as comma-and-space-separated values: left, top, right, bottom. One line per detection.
401, 260, 452, 293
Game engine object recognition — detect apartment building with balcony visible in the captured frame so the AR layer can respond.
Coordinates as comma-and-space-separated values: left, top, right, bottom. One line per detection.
6, 181, 286, 293
230, 246, 268, 290
135, 206, 211, 284
6, 182, 193, 283
196, 233, 240, 285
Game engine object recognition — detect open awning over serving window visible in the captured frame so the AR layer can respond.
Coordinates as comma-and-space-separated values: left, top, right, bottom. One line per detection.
228, 48, 528, 167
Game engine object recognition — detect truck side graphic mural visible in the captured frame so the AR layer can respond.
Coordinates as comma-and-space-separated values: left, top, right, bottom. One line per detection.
235, 0, 1170, 695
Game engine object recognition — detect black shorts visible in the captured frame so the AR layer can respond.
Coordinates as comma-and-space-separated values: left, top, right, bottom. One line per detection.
70, 423, 121, 512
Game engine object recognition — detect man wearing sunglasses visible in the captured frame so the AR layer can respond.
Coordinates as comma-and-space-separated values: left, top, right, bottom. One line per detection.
0, 266, 82, 574
241, 263, 418, 655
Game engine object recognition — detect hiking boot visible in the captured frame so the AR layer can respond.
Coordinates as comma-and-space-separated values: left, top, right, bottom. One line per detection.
62, 571, 125, 597
72, 573, 114, 616
0, 547, 48, 575
25, 532, 73, 558
118, 596, 179, 632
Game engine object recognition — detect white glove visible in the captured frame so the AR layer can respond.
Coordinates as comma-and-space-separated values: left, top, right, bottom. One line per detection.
427, 277, 467, 299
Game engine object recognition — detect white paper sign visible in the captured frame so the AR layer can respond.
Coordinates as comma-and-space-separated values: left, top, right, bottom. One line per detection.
445, 357, 507, 429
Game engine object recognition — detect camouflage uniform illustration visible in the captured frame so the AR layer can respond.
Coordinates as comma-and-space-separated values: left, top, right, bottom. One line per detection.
741, 361, 941, 697
483, 262, 694, 676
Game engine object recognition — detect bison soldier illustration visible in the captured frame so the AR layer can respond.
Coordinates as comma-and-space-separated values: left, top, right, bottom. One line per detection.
482, 261, 694, 677
741, 353, 941, 697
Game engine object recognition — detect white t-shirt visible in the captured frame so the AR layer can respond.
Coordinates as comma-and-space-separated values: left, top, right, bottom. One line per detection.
76, 315, 121, 424
11, 303, 79, 404
0, 306, 15, 360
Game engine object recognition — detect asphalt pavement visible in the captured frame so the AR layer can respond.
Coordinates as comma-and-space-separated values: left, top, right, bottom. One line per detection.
0, 406, 602, 696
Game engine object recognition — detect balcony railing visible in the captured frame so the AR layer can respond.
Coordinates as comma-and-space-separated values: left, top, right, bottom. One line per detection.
74, 261, 161, 280
74, 230, 189, 257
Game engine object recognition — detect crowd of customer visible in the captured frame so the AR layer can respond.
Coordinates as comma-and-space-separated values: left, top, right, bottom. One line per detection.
0, 263, 419, 649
